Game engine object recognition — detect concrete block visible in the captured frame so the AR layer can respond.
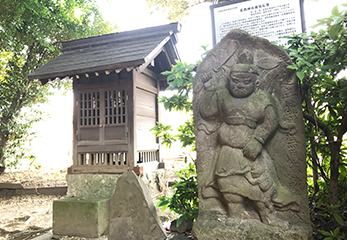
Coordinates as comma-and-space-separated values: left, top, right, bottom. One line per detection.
53, 197, 109, 238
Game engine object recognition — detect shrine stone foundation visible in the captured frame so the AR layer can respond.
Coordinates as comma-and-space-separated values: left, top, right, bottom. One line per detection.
53, 167, 168, 238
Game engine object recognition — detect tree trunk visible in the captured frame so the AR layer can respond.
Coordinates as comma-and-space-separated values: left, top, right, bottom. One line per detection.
329, 141, 341, 205
0, 136, 8, 174
310, 137, 319, 194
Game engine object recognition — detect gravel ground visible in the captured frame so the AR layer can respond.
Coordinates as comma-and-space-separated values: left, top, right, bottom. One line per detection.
0, 159, 192, 239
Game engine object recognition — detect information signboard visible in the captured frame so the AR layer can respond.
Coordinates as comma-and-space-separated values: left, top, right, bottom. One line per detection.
210, 0, 305, 46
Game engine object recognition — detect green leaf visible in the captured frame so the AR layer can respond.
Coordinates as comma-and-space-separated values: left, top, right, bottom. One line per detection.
176, 78, 183, 87
333, 16, 345, 24
176, 217, 183, 227
333, 227, 340, 236
161, 70, 171, 75
158, 199, 170, 207
296, 71, 305, 81
287, 65, 298, 70
167, 74, 175, 81
331, 5, 340, 16
320, 230, 332, 236
340, 91, 347, 100
329, 23, 341, 40
333, 213, 344, 226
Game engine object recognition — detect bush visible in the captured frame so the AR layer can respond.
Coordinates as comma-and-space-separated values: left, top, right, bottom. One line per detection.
156, 162, 198, 226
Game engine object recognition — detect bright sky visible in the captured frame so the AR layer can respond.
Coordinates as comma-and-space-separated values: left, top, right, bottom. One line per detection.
96, 0, 347, 63
27, 0, 347, 170
97, 0, 213, 64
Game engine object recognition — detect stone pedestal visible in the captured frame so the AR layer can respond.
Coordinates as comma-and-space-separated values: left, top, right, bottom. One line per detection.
193, 211, 312, 240
53, 174, 120, 238
52, 166, 168, 238
53, 197, 109, 238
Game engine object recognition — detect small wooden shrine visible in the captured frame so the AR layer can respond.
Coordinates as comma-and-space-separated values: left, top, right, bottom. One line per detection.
28, 23, 181, 174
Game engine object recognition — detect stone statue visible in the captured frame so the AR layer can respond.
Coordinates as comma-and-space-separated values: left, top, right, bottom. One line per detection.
192, 30, 312, 240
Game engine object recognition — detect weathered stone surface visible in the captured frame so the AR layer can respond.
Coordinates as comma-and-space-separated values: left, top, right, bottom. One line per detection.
109, 170, 166, 240
140, 168, 169, 199
59, 170, 167, 238
170, 219, 193, 233
193, 29, 312, 239
166, 232, 193, 240
66, 169, 168, 200
53, 197, 109, 238
194, 215, 312, 240
66, 174, 121, 199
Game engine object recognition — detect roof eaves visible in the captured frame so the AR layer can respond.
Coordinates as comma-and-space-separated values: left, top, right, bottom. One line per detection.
138, 35, 171, 72
62, 23, 181, 53
28, 59, 145, 81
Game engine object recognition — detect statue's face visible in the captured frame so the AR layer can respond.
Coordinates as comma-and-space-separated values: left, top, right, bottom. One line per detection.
228, 72, 257, 98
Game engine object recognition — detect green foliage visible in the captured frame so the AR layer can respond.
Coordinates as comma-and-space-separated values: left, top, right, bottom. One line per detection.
159, 94, 192, 113
283, 3, 347, 207
0, 0, 116, 172
320, 228, 345, 240
162, 60, 195, 93
152, 46, 209, 153
3, 109, 42, 169
151, 123, 176, 149
156, 162, 198, 226
282, 4, 347, 238
176, 118, 195, 150
153, 47, 209, 225
159, 60, 195, 113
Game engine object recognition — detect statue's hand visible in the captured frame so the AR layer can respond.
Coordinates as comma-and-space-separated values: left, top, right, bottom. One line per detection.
241, 165, 251, 174
204, 80, 215, 92
243, 139, 262, 161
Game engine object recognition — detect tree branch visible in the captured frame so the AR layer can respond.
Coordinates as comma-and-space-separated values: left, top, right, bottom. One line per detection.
311, 142, 330, 182
303, 112, 334, 143
337, 115, 347, 142
23, 42, 36, 73
314, 40, 324, 55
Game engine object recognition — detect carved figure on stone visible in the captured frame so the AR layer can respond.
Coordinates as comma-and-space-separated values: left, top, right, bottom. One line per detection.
199, 49, 295, 225
193, 30, 311, 240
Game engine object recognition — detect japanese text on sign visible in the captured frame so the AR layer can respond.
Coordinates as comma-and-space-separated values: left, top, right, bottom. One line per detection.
211, 0, 304, 46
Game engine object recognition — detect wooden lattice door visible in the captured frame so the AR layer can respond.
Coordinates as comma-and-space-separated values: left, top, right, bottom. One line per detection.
75, 87, 129, 170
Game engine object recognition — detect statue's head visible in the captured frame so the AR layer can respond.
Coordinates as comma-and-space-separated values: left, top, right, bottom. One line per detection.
228, 63, 259, 98
227, 49, 259, 98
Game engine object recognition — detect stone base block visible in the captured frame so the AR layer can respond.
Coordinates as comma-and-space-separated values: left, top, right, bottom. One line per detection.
66, 174, 121, 199
53, 197, 109, 238
193, 214, 312, 240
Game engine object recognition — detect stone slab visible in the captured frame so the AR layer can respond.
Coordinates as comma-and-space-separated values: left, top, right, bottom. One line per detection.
193, 215, 312, 240
66, 174, 121, 199
109, 171, 166, 240
53, 197, 109, 238
66, 169, 168, 200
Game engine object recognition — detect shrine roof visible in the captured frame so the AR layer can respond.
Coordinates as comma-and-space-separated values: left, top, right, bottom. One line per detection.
28, 23, 181, 83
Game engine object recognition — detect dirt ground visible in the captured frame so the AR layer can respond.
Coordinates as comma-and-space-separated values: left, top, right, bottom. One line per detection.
0, 168, 67, 239
0, 160, 190, 239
